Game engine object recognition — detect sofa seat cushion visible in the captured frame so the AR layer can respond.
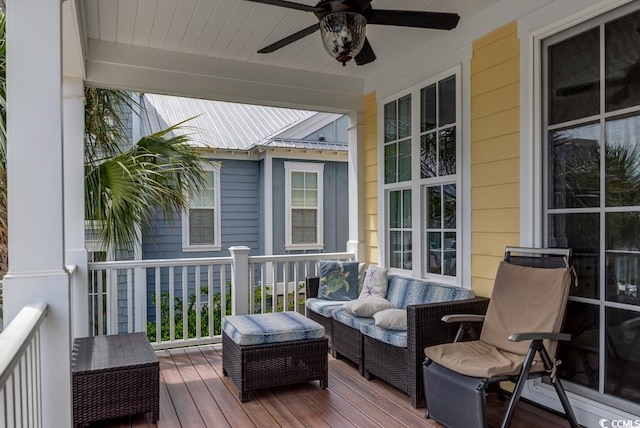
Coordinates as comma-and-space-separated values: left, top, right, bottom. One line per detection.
385, 276, 475, 309
306, 298, 345, 317
361, 323, 408, 348
222, 312, 324, 346
332, 307, 375, 330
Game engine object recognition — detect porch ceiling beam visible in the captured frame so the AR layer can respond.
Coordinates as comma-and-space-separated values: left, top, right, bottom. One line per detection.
84, 39, 364, 113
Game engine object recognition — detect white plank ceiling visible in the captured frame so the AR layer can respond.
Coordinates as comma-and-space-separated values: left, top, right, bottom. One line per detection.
74, 0, 502, 110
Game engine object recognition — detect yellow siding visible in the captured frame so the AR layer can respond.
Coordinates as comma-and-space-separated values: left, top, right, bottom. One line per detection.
363, 92, 378, 265
471, 22, 520, 297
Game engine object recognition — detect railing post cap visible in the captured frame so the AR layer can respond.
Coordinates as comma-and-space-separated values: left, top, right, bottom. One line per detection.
228, 246, 251, 254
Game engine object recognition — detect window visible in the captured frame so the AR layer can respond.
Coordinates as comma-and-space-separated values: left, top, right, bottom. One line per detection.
542, 4, 640, 412
182, 164, 221, 251
382, 69, 460, 279
284, 162, 324, 250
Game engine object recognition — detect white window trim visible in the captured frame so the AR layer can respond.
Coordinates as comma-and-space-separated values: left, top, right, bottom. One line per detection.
182, 163, 222, 252
378, 65, 464, 286
284, 161, 325, 251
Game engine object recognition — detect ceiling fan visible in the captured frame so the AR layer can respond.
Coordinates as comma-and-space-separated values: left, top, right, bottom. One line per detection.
244, 0, 460, 66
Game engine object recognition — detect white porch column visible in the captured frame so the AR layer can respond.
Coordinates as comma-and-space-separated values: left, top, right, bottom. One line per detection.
346, 111, 365, 260
4, 1, 72, 427
64, 77, 89, 338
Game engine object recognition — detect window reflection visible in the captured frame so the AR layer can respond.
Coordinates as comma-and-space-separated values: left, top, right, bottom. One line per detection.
606, 212, 640, 306
549, 124, 600, 209
605, 10, 640, 112
605, 308, 640, 403
606, 115, 640, 207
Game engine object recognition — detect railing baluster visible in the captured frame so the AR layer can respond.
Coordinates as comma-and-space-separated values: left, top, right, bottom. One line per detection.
195, 265, 201, 339
293, 262, 300, 314
97, 270, 104, 336
271, 262, 277, 313
182, 267, 188, 341
248, 263, 255, 315
220, 266, 227, 328
208, 265, 214, 337
155, 267, 161, 344
260, 265, 267, 314
169, 266, 175, 343
282, 261, 289, 312
127, 268, 134, 333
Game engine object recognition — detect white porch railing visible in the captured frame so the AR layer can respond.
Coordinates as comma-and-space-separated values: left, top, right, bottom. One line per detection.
88, 250, 354, 349
0, 303, 48, 428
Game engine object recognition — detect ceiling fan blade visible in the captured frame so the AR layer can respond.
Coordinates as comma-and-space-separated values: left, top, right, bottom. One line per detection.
244, 0, 323, 13
355, 38, 376, 66
367, 10, 460, 30
257, 23, 320, 53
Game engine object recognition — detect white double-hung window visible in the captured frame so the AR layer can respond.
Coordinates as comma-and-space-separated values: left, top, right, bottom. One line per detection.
381, 68, 461, 281
285, 162, 324, 250
182, 163, 221, 251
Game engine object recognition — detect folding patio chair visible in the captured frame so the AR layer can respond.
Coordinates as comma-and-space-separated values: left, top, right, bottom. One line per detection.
423, 247, 580, 428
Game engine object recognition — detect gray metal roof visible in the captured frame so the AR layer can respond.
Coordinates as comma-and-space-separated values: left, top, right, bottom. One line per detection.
141, 94, 320, 150
258, 138, 347, 151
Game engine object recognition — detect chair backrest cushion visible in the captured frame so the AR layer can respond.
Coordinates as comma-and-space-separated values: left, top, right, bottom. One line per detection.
480, 261, 571, 356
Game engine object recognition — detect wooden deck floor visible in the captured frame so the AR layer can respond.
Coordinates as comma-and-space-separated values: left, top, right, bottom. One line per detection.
90, 344, 573, 428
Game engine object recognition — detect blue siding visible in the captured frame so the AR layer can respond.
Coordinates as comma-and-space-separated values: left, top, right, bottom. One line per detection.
271, 158, 349, 255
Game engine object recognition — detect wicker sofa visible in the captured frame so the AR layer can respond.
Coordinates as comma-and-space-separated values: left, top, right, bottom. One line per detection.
308, 274, 489, 408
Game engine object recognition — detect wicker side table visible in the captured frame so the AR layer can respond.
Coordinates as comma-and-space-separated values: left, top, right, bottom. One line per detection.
72, 332, 159, 426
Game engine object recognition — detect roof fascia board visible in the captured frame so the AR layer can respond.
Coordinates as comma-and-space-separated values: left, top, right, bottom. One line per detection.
271, 112, 343, 140
85, 39, 364, 112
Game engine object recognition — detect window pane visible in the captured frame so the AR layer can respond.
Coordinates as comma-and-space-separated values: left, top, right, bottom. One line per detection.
292, 209, 317, 244
402, 189, 412, 228
389, 190, 400, 228
421, 84, 436, 132
444, 231, 456, 276
606, 212, 640, 306
439, 126, 456, 176
421, 132, 437, 178
548, 213, 600, 299
427, 186, 441, 228
384, 101, 397, 142
548, 28, 600, 125
548, 123, 600, 209
189, 209, 214, 245
398, 139, 412, 182
305, 190, 317, 207
557, 301, 599, 391
305, 172, 317, 189
403, 231, 412, 270
291, 189, 305, 206
439, 75, 456, 127
444, 184, 456, 229
427, 232, 441, 275
605, 307, 640, 402
385, 143, 397, 184
605, 10, 640, 112
398, 94, 411, 139
291, 171, 304, 188
606, 115, 640, 207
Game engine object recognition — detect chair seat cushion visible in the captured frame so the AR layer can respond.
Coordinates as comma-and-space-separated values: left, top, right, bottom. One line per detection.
306, 298, 345, 317
222, 312, 324, 346
361, 322, 407, 348
424, 340, 544, 378
332, 307, 375, 330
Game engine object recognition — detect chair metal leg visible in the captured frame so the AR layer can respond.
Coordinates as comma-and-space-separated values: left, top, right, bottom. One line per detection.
538, 345, 580, 428
500, 344, 537, 428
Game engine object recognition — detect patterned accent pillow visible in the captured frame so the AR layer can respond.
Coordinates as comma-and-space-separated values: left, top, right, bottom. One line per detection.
359, 265, 388, 299
318, 260, 360, 301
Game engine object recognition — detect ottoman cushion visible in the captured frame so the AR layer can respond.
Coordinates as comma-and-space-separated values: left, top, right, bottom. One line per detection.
222, 311, 324, 346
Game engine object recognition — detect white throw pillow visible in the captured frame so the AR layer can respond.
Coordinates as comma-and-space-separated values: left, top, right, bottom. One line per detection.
350, 297, 394, 317
341, 300, 357, 311
358, 265, 388, 299
373, 309, 407, 331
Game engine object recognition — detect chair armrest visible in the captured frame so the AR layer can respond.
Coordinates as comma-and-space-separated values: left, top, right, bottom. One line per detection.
306, 277, 320, 299
407, 297, 490, 354
508, 332, 571, 342
441, 314, 485, 324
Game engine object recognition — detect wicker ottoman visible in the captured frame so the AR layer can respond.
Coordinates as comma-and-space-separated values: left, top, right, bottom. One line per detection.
72, 333, 159, 426
222, 311, 328, 402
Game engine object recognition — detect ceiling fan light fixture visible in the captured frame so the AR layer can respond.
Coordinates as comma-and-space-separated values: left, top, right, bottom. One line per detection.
319, 11, 367, 66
